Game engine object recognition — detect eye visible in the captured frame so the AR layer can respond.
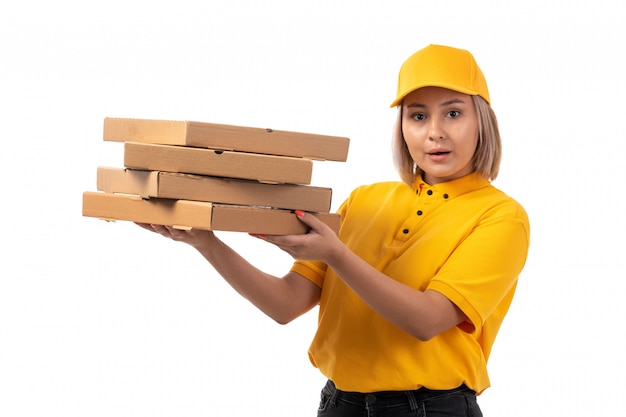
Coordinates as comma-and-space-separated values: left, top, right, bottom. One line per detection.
411, 113, 426, 121
447, 110, 461, 118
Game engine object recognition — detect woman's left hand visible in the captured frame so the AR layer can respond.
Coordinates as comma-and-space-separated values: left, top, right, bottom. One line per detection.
251, 210, 343, 263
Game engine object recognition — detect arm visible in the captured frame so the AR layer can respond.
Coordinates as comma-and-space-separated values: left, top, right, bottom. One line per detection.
136, 223, 321, 324
257, 212, 466, 341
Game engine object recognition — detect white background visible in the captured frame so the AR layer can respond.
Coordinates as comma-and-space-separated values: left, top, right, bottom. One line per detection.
1, 1, 624, 415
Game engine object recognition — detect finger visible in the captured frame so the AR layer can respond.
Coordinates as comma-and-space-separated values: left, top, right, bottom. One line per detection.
135, 222, 170, 235
151, 224, 170, 234
294, 210, 329, 235
148, 224, 180, 239
250, 233, 284, 245
250, 232, 301, 250
135, 222, 155, 231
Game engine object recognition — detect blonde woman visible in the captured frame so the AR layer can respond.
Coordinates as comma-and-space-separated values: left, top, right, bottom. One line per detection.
139, 44, 530, 416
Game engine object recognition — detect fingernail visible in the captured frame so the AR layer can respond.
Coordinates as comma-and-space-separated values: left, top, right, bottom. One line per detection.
295, 210, 305, 217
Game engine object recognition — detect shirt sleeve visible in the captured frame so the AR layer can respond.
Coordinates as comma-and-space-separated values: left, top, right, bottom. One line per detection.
427, 201, 530, 335
290, 260, 328, 288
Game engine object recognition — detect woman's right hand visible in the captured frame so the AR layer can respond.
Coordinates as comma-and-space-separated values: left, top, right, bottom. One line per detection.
134, 221, 320, 324
134, 222, 216, 251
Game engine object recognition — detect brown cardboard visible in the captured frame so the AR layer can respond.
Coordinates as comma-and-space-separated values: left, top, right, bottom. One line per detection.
82, 191, 213, 230
97, 167, 333, 212
82, 192, 341, 234
123, 142, 313, 185
210, 204, 340, 235
103, 118, 350, 161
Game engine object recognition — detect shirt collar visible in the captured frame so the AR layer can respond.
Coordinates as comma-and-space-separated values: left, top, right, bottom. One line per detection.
413, 172, 491, 199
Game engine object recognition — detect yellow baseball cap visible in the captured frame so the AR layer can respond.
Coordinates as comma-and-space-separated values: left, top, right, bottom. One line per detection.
390, 44, 490, 107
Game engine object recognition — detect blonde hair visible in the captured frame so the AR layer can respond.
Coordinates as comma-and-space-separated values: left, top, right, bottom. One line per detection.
392, 95, 501, 185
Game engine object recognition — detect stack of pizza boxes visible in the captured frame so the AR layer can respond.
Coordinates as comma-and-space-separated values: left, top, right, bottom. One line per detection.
82, 118, 350, 235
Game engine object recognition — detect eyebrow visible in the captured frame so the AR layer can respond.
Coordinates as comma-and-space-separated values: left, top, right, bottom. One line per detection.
406, 98, 467, 108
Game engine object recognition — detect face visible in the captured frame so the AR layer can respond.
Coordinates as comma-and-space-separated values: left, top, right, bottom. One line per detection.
402, 87, 479, 185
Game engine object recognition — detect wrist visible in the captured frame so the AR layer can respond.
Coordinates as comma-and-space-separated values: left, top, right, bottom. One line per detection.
324, 240, 350, 269
191, 230, 218, 253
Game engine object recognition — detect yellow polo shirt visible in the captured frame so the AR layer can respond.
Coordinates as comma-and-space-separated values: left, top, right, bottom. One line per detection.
290, 173, 530, 394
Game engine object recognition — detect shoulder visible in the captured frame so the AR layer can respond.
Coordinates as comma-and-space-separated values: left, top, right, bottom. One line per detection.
348, 181, 413, 200
469, 184, 530, 237
482, 185, 528, 220
337, 181, 413, 219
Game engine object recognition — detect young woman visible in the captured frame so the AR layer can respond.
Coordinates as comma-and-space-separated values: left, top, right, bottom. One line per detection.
138, 44, 530, 416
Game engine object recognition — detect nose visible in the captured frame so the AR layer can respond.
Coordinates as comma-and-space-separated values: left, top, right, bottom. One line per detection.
428, 119, 444, 141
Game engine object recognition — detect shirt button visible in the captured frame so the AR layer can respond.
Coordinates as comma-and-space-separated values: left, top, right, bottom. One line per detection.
427, 190, 433, 195
443, 193, 449, 199
417, 210, 423, 216
402, 229, 409, 234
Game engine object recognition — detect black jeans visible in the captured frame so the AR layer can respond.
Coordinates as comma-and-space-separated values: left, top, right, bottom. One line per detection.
317, 380, 483, 417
